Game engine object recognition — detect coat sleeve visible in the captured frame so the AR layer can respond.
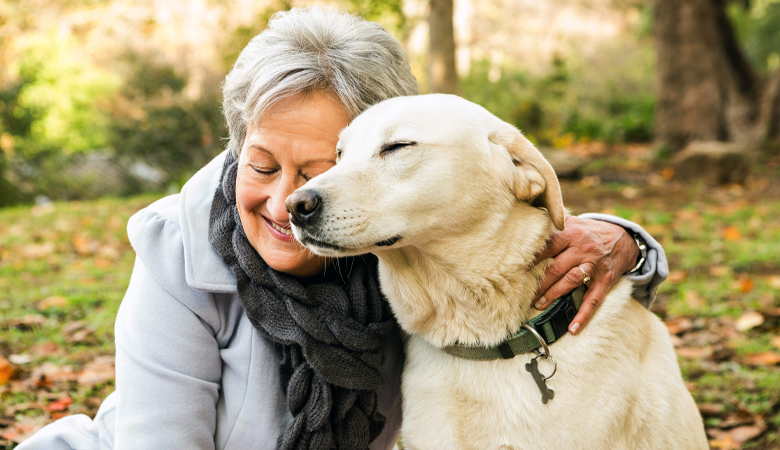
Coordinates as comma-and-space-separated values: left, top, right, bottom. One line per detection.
578, 213, 669, 309
113, 254, 222, 450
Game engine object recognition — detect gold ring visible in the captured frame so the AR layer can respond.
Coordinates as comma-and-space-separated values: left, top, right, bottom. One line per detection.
578, 265, 591, 285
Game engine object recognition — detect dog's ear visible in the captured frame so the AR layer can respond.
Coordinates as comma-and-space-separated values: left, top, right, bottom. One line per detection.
489, 123, 565, 231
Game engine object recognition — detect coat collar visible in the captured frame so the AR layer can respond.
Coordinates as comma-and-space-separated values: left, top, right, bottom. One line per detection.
179, 151, 238, 293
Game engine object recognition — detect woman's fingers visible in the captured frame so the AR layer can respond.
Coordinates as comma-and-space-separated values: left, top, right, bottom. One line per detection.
568, 278, 610, 334
533, 250, 590, 310
531, 231, 571, 267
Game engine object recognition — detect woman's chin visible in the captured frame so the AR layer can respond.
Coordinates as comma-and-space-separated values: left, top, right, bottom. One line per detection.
261, 245, 329, 277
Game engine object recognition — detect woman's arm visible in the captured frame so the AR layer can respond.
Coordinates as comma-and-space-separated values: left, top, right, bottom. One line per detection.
531, 214, 668, 334
114, 256, 222, 450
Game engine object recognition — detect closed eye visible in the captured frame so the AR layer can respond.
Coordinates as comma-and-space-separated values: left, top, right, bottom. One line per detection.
380, 141, 416, 157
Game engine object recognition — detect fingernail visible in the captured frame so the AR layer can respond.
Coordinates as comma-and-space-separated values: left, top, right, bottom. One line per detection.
570, 322, 580, 334
534, 297, 547, 309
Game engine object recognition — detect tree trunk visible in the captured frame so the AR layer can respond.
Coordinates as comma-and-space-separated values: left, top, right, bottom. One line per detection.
428, 0, 459, 94
653, 0, 780, 152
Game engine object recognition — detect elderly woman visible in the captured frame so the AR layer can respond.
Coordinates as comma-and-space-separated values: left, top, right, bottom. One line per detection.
18, 7, 666, 450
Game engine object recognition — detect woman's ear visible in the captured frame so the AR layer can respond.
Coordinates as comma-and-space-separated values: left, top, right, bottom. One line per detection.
488, 123, 565, 231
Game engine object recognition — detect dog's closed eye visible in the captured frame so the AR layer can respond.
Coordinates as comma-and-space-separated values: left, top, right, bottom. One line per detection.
380, 141, 417, 157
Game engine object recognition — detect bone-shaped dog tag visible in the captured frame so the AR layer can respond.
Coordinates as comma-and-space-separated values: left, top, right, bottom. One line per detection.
525, 357, 555, 404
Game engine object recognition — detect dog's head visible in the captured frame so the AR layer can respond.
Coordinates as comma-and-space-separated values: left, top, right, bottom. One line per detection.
286, 94, 564, 257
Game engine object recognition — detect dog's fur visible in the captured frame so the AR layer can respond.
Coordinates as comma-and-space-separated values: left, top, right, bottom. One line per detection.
289, 94, 708, 449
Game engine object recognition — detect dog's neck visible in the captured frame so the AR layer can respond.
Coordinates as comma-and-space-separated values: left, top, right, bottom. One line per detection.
375, 204, 556, 348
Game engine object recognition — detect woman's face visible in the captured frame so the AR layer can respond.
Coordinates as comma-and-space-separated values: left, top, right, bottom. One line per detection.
235, 91, 351, 277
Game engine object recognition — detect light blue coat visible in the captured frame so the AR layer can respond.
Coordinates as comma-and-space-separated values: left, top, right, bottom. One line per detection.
17, 151, 666, 450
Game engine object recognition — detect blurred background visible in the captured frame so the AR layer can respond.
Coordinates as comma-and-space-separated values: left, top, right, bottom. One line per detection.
0, 0, 779, 449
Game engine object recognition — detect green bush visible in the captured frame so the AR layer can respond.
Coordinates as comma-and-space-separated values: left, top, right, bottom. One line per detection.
461, 52, 655, 147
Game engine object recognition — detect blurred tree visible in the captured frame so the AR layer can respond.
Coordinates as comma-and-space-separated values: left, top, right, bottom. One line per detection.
428, 0, 458, 94
653, 0, 780, 152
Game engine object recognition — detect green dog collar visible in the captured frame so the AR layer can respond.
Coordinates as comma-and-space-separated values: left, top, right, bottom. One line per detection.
442, 285, 586, 361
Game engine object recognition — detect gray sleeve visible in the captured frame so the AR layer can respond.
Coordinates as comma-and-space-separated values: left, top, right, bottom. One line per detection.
578, 213, 668, 309
113, 257, 222, 450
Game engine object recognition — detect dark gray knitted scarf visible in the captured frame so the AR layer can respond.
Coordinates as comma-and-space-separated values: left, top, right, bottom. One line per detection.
208, 155, 394, 450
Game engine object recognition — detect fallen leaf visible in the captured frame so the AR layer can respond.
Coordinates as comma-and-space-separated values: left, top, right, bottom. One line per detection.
685, 290, 704, 309
20, 242, 55, 259
709, 266, 730, 277
747, 217, 762, 229
72, 235, 98, 256
0, 355, 13, 385
67, 328, 94, 344
738, 277, 754, 293
621, 186, 640, 199
668, 270, 687, 283
665, 317, 693, 335
37, 296, 67, 310
770, 336, 780, 349
722, 226, 742, 241
93, 257, 113, 269
735, 311, 764, 332
676, 347, 712, 359
5, 314, 47, 329
767, 275, 780, 289
698, 403, 724, 416
43, 397, 72, 412
61, 321, 87, 335
28, 363, 76, 388
661, 167, 675, 180
8, 354, 33, 365
743, 352, 780, 366
77, 357, 115, 387
1, 415, 48, 443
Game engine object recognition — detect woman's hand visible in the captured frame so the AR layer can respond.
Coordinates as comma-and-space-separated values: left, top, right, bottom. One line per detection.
532, 215, 640, 335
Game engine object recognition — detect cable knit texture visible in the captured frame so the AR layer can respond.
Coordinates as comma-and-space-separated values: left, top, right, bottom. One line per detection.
209, 155, 393, 450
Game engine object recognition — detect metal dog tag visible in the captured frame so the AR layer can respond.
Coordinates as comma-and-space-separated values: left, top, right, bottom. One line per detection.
525, 356, 555, 404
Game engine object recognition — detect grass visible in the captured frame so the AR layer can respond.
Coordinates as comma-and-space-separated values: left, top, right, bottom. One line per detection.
1, 154, 780, 448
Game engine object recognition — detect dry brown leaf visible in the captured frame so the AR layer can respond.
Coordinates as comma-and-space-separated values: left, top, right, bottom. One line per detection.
67, 328, 94, 344
735, 311, 764, 332
0, 355, 13, 385
722, 226, 742, 241
661, 167, 675, 180
665, 317, 692, 335
8, 354, 33, 365
738, 278, 754, 293
770, 336, 780, 349
668, 270, 687, 283
767, 276, 780, 289
28, 362, 76, 388
72, 235, 99, 256
709, 266, 730, 277
676, 346, 712, 359
37, 296, 67, 311
93, 257, 113, 269
61, 321, 87, 335
5, 314, 47, 329
77, 357, 115, 387
698, 403, 724, 416
685, 290, 704, 309
0, 415, 48, 444
20, 242, 55, 259
43, 397, 72, 412
743, 352, 780, 366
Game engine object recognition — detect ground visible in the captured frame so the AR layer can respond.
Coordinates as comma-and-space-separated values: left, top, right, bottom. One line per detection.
0, 148, 779, 449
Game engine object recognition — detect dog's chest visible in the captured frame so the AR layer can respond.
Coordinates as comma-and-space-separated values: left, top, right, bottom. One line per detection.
399, 333, 636, 449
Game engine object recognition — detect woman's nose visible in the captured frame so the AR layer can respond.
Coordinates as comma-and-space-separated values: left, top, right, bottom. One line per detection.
267, 173, 301, 222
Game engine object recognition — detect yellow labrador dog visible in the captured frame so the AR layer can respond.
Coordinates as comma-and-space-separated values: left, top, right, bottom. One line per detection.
286, 94, 707, 450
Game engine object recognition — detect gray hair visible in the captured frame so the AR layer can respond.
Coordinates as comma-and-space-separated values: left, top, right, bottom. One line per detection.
222, 7, 420, 157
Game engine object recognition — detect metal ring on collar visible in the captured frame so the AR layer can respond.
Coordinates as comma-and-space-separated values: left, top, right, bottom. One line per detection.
521, 323, 550, 358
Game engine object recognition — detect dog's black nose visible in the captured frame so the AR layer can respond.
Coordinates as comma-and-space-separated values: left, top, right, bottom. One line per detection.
285, 190, 322, 225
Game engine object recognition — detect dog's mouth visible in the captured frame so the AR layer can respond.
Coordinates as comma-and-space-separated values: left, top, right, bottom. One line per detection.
295, 229, 403, 256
